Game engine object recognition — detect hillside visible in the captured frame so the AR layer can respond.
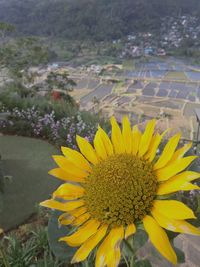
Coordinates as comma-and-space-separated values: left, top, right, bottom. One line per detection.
0, 0, 200, 40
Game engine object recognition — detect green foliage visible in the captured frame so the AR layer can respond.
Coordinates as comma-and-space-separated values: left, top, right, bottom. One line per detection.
134, 259, 153, 267
174, 246, 185, 264
0, 83, 108, 147
0, 87, 77, 118
0, 135, 60, 231
0, 226, 63, 267
2, 235, 37, 266
128, 229, 148, 252
0, 22, 15, 40
0, 37, 57, 97
0, 0, 200, 41
122, 229, 148, 264
47, 210, 76, 263
46, 71, 76, 92
0, 37, 56, 78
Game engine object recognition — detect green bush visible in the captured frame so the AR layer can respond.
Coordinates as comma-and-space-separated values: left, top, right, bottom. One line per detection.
0, 87, 78, 118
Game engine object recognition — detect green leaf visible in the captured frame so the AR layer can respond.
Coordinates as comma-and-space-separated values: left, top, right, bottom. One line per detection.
166, 230, 179, 241
122, 230, 148, 259
174, 247, 185, 263
131, 230, 148, 250
47, 210, 76, 263
133, 259, 153, 267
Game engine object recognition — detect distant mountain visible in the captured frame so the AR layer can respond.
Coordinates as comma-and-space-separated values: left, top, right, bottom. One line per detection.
0, 0, 200, 40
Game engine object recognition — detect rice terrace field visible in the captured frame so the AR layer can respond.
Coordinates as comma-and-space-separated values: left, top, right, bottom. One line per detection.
68, 57, 200, 140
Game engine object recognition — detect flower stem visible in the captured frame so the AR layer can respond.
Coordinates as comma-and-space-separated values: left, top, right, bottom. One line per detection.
122, 252, 130, 267
123, 239, 135, 255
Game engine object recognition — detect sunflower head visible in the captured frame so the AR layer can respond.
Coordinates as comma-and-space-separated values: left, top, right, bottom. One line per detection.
41, 116, 200, 267
84, 153, 158, 226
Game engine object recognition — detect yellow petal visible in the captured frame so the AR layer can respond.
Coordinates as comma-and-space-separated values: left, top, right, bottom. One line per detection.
48, 168, 85, 183
122, 116, 132, 153
98, 126, 114, 156
58, 213, 74, 225
72, 213, 90, 226
171, 171, 200, 182
106, 246, 121, 267
157, 171, 200, 195
145, 129, 170, 162
180, 183, 200, 191
53, 156, 88, 178
61, 146, 92, 172
69, 206, 87, 217
153, 200, 196, 220
40, 199, 85, 212
61, 207, 89, 226
138, 119, 156, 157
53, 183, 85, 200
125, 223, 136, 239
144, 133, 160, 161
0, 228, 3, 234
110, 116, 125, 154
94, 130, 107, 160
168, 142, 192, 164
76, 135, 99, 165
72, 225, 108, 263
156, 156, 197, 181
151, 209, 200, 236
132, 125, 142, 155
158, 182, 200, 195
59, 219, 100, 247
154, 133, 181, 170
143, 215, 177, 265
95, 226, 124, 267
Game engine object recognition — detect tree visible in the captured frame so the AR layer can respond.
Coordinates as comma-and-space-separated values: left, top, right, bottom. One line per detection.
0, 36, 57, 98
46, 71, 76, 93
92, 96, 100, 114
0, 22, 15, 42
0, 37, 56, 85
0, 0, 199, 41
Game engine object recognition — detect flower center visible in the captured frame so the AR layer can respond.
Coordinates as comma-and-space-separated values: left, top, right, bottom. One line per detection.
83, 154, 158, 226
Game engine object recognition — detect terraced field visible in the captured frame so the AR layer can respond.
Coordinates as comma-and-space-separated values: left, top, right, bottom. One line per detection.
81, 84, 114, 105
68, 57, 200, 139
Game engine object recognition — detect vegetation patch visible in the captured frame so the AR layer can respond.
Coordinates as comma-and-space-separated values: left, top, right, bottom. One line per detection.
0, 135, 60, 231
164, 71, 189, 81
123, 60, 134, 71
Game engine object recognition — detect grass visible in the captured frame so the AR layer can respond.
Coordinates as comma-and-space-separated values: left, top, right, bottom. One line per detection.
164, 71, 189, 81
112, 81, 126, 94
122, 60, 134, 71
0, 216, 64, 267
190, 91, 197, 97
0, 135, 60, 231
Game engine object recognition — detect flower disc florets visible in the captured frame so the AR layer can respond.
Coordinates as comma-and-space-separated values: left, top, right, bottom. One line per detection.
84, 154, 158, 227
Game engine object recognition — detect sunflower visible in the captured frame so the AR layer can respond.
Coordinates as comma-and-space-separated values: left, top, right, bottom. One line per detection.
41, 116, 200, 266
